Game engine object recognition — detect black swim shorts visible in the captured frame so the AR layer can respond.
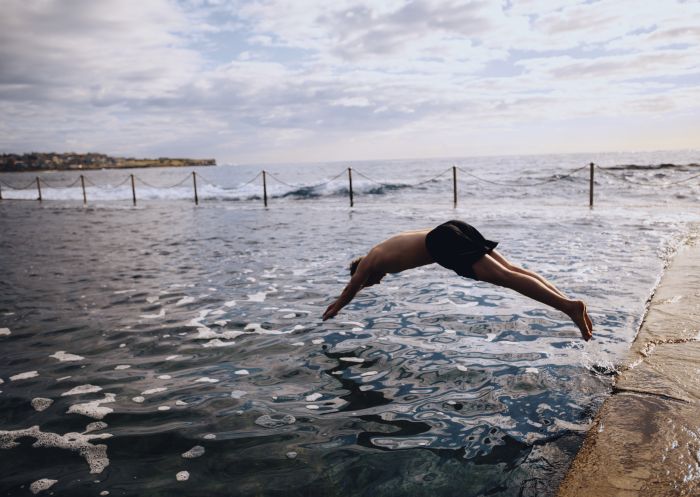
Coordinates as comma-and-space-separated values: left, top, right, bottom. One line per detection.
425, 220, 498, 280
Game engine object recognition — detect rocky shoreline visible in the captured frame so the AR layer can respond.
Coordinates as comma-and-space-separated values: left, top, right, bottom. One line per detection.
0, 153, 215, 172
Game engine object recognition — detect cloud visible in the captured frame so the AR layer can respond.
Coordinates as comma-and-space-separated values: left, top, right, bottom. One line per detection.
0, 0, 698, 162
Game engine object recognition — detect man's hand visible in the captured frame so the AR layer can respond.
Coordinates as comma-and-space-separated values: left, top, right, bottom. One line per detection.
322, 301, 340, 321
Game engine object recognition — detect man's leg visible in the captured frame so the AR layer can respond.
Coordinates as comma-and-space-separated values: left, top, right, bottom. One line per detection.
488, 250, 592, 331
472, 254, 592, 340
489, 250, 566, 298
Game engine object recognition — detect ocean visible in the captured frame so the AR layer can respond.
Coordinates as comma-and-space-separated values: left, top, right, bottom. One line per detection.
1, 150, 699, 496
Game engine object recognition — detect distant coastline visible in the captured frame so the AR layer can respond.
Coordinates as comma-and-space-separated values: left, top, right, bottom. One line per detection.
0, 152, 216, 172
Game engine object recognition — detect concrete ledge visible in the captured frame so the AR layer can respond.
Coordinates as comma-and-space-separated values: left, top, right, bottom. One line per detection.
558, 235, 700, 497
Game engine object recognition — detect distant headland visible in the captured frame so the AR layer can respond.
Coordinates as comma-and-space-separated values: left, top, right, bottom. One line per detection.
0, 152, 216, 172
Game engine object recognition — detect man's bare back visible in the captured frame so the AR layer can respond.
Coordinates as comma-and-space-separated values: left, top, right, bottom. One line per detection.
322, 221, 592, 340
365, 229, 434, 274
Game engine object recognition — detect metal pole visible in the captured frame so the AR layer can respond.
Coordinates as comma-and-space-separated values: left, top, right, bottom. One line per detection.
80, 175, 86, 205
0, 183, 3, 200
589, 162, 594, 208
262, 170, 268, 207
36, 177, 42, 202
452, 165, 457, 207
348, 167, 354, 207
130, 174, 136, 206
192, 171, 199, 205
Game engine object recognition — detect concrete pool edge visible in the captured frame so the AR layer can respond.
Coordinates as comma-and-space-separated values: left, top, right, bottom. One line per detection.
558, 231, 700, 497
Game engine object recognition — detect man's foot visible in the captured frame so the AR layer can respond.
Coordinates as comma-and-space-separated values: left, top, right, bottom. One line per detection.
567, 300, 592, 341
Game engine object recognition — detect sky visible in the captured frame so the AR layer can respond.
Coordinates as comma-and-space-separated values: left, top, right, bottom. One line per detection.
0, 0, 699, 164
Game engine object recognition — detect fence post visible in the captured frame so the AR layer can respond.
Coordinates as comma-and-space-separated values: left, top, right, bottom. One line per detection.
452, 166, 457, 207
262, 170, 268, 207
0, 183, 3, 200
36, 177, 42, 202
589, 162, 594, 208
348, 167, 354, 207
80, 175, 87, 205
192, 171, 199, 205
130, 174, 136, 206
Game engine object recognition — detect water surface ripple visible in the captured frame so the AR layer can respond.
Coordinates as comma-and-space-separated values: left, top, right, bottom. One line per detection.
1, 153, 698, 496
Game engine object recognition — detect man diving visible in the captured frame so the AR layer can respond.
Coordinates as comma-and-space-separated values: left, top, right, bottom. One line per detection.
322, 220, 593, 340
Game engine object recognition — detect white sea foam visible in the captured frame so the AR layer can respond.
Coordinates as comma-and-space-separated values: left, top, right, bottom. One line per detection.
182, 445, 205, 458
0, 424, 112, 473
203, 433, 216, 440
132, 396, 145, 403
114, 365, 131, 370
195, 377, 219, 383
146, 295, 159, 303
340, 321, 364, 328
0, 328, 11, 336
203, 339, 237, 348
176, 296, 195, 306
194, 328, 244, 340
254, 414, 296, 428
49, 350, 85, 362
84, 422, 108, 433
244, 323, 284, 335
305, 405, 320, 410
158, 406, 170, 411
140, 309, 165, 319
30, 478, 58, 494
305, 393, 322, 402
62, 385, 103, 396
224, 300, 237, 307
31, 398, 54, 412
10, 371, 39, 381
166, 355, 182, 361
231, 390, 247, 399
157, 375, 172, 380
234, 369, 249, 375
67, 393, 115, 419
247, 292, 267, 302
142, 387, 167, 395
176, 471, 189, 481
175, 400, 188, 406
339, 357, 364, 363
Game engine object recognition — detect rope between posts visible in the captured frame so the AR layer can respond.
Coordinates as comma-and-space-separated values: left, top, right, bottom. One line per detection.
456, 164, 588, 187
597, 167, 700, 187
0, 179, 40, 190
39, 176, 82, 188
352, 167, 452, 188
197, 171, 262, 190
83, 175, 132, 190
134, 174, 191, 189
263, 169, 348, 189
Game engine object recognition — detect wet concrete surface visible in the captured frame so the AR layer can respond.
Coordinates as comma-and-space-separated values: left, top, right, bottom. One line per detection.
558, 233, 700, 497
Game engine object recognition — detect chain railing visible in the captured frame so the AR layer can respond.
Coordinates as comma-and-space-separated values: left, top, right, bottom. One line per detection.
0, 162, 697, 207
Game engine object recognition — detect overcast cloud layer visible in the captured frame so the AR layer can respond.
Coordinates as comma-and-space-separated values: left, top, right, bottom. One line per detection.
1, 0, 698, 163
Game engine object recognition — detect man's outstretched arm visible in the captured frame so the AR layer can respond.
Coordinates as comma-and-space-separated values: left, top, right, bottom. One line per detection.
322, 257, 373, 321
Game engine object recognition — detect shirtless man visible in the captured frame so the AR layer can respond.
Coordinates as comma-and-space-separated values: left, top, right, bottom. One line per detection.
322, 220, 593, 340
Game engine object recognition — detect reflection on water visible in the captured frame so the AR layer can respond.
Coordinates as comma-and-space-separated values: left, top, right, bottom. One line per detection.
0, 181, 691, 496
